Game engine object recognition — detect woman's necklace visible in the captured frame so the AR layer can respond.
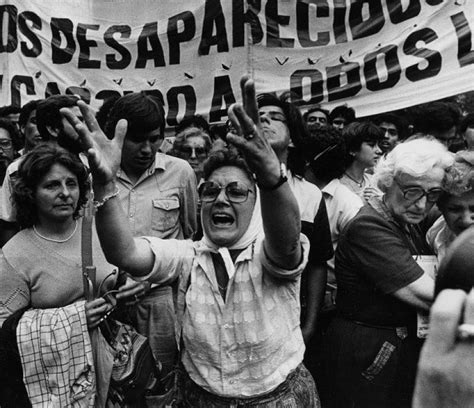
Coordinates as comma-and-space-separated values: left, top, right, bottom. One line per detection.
344, 171, 364, 188
33, 220, 78, 243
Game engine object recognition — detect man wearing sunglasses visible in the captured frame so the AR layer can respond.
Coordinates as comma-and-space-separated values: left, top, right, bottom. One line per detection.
256, 93, 334, 382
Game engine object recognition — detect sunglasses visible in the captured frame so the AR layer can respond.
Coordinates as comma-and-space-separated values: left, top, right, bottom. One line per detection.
199, 181, 254, 203
180, 146, 207, 157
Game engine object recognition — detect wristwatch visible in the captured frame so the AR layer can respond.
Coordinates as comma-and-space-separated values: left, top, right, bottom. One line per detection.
259, 162, 288, 191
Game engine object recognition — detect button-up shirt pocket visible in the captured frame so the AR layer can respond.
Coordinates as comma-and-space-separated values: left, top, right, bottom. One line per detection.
152, 197, 180, 232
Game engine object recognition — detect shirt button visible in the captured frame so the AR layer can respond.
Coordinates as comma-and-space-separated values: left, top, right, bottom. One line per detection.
165, 203, 169, 209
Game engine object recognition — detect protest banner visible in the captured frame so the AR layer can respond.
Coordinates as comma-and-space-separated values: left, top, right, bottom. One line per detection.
1, 0, 473, 124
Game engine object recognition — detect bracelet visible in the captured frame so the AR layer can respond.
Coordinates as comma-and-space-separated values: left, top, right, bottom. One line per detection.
93, 187, 120, 210
258, 162, 288, 191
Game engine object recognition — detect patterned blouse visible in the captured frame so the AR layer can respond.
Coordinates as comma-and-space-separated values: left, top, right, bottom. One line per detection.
139, 234, 310, 398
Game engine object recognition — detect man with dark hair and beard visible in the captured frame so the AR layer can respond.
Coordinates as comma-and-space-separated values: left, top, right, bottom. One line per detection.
0, 95, 86, 246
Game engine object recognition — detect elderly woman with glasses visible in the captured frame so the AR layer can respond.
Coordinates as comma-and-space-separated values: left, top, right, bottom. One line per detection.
321, 138, 453, 408
171, 116, 213, 183
61, 76, 319, 407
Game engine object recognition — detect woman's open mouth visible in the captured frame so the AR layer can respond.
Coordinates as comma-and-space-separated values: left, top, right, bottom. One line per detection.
212, 213, 235, 227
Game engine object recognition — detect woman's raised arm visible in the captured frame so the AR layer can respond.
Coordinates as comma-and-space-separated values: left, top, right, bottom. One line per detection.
61, 101, 154, 276
227, 76, 302, 269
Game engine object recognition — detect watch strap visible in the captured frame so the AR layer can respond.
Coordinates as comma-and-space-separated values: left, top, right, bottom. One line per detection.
258, 162, 288, 191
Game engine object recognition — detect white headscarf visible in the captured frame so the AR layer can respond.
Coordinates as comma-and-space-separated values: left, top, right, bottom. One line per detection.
200, 188, 263, 280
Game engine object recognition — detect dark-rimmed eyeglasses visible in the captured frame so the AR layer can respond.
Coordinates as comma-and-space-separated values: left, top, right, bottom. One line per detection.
199, 181, 254, 203
394, 179, 443, 203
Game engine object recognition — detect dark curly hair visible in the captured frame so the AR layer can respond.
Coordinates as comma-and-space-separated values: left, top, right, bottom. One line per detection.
12, 144, 90, 228
300, 125, 346, 183
373, 112, 410, 141
202, 147, 255, 183
411, 102, 461, 135
329, 105, 356, 124
303, 107, 330, 124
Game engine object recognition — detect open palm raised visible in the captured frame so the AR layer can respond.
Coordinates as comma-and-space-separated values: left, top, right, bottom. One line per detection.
60, 100, 127, 185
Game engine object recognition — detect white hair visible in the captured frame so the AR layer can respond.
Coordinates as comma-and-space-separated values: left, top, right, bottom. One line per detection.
374, 137, 454, 192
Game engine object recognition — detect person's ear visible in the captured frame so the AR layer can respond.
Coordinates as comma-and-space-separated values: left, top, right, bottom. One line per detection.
46, 125, 60, 138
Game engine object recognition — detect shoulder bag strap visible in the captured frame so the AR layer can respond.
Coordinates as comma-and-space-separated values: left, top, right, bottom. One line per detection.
175, 258, 192, 349
82, 203, 96, 301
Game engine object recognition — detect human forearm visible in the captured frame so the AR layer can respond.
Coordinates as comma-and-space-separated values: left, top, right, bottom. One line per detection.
225, 77, 302, 269
393, 273, 434, 311
260, 182, 301, 269
94, 181, 154, 276
182, 175, 198, 239
301, 263, 327, 341
60, 102, 155, 277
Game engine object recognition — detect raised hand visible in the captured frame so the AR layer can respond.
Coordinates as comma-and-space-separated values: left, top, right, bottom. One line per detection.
226, 76, 281, 188
413, 289, 474, 408
60, 100, 127, 185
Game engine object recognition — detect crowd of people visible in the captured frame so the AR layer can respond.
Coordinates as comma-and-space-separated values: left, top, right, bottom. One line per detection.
0, 78, 474, 408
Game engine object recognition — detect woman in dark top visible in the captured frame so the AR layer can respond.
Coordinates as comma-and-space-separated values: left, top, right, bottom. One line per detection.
321, 137, 453, 408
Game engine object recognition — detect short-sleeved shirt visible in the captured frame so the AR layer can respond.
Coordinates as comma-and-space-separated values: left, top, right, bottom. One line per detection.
322, 178, 363, 279
0, 159, 21, 222
335, 197, 428, 327
426, 215, 456, 262
288, 172, 333, 263
116, 153, 197, 239
288, 172, 333, 319
136, 234, 310, 398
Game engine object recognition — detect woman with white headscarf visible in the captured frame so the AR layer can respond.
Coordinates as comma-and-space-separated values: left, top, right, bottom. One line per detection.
61, 76, 319, 407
